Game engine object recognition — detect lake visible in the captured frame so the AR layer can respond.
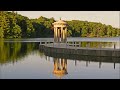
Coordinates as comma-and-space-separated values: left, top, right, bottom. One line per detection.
0, 38, 120, 79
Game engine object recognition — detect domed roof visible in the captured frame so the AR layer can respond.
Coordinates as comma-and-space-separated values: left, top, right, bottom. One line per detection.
53, 73, 67, 79
56, 20, 67, 24
53, 18, 67, 25
53, 69, 68, 78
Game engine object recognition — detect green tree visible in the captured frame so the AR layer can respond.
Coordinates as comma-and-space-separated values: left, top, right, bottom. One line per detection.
107, 25, 112, 37
81, 26, 88, 37
12, 25, 22, 38
0, 27, 4, 38
112, 28, 117, 37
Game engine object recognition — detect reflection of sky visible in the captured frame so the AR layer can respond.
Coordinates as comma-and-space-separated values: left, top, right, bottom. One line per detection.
0, 52, 119, 79
0, 54, 54, 79
67, 60, 119, 79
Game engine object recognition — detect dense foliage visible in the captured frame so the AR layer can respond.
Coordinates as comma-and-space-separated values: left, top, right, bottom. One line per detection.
0, 11, 120, 38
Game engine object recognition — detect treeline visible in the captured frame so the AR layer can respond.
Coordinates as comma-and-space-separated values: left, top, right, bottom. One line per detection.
0, 11, 54, 38
67, 20, 120, 37
0, 11, 120, 38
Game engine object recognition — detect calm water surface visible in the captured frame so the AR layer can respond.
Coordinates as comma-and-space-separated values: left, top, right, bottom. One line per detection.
0, 38, 120, 79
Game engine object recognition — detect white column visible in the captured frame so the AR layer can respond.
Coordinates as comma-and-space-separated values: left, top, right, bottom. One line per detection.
54, 27, 56, 42
65, 27, 67, 42
61, 27, 63, 42
57, 29, 60, 42
54, 27, 57, 42
63, 28, 65, 43
56, 27, 58, 42
60, 29, 61, 42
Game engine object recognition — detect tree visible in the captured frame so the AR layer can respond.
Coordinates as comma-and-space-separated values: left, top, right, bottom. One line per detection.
0, 27, 4, 38
26, 20, 35, 37
12, 25, 22, 38
98, 30, 105, 37
112, 28, 117, 37
107, 25, 112, 37
81, 26, 88, 37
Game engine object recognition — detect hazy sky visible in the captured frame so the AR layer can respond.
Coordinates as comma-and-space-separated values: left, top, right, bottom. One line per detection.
17, 11, 120, 28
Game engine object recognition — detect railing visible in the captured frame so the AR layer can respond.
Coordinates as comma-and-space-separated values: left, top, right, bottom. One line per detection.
39, 41, 119, 50
67, 37, 120, 42
1, 37, 120, 42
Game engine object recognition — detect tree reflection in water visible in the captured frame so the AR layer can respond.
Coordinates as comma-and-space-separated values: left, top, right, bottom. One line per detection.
0, 40, 41, 65
0, 40, 120, 79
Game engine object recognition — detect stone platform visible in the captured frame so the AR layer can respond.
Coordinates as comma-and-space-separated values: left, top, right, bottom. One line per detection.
39, 43, 120, 57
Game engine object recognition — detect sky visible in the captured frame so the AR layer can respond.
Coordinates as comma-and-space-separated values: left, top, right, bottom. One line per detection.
17, 11, 120, 28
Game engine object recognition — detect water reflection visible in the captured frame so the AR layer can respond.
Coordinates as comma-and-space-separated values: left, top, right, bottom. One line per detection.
0, 40, 119, 79
0, 40, 119, 65
53, 58, 68, 78
44, 54, 120, 79
68, 41, 120, 49
0, 40, 39, 65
